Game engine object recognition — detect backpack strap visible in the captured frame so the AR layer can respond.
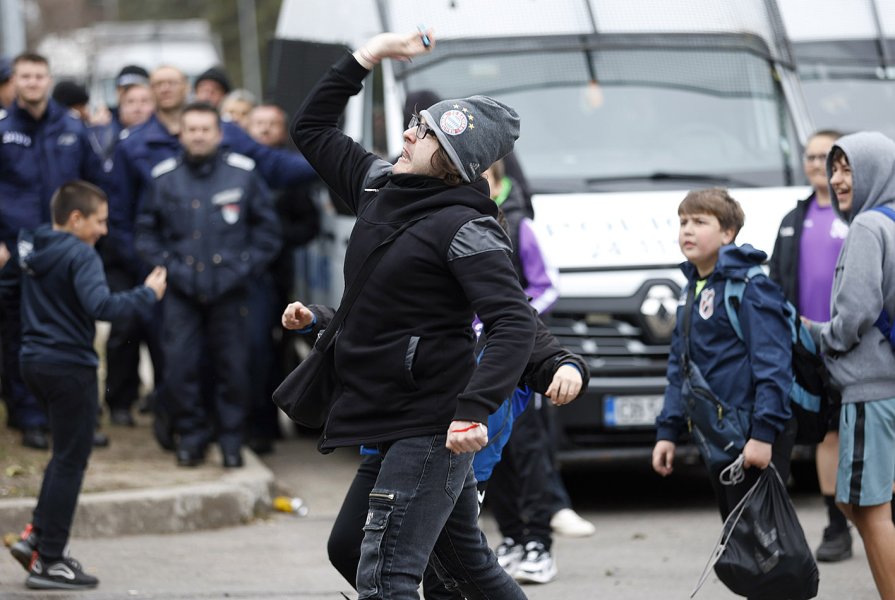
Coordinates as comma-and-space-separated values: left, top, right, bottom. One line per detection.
723, 265, 766, 342
872, 206, 895, 347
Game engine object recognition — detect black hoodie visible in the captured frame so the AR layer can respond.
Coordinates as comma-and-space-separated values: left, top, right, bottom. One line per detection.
4, 224, 156, 367
292, 54, 536, 450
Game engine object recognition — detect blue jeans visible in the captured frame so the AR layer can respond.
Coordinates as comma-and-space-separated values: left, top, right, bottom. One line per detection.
357, 435, 527, 600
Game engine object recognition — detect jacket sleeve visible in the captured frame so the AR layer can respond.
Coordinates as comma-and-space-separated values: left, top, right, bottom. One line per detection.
72, 249, 156, 322
107, 142, 142, 272
656, 308, 687, 442
223, 123, 317, 189
290, 53, 391, 216
521, 315, 590, 396
134, 178, 192, 295
517, 218, 560, 314
246, 174, 282, 275
738, 276, 793, 442
448, 217, 536, 424
820, 220, 888, 356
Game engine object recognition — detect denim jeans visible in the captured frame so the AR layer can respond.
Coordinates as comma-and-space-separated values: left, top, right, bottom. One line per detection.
357, 434, 527, 600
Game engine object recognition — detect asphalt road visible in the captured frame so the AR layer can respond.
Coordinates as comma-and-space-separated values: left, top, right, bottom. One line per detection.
0, 434, 878, 599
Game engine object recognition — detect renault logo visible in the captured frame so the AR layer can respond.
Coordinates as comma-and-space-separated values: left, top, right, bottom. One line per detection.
640, 284, 678, 339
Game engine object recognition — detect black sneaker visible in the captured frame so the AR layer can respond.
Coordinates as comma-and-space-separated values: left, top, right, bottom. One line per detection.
9, 523, 37, 572
815, 525, 852, 562
26, 556, 99, 590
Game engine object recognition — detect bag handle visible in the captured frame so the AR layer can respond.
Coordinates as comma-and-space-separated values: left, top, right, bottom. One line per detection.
690, 460, 783, 597
314, 215, 429, 351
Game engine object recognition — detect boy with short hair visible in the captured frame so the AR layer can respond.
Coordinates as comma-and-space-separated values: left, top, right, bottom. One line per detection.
806, 131, 895, 598
3, 180, 166, 590
652, 188, 795, 520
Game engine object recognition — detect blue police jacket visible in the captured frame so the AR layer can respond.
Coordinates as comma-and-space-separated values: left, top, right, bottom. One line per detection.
134, 150, 282, 302
108, 114, 316, 274
0, 100, 108, 245
656, 244, 793, 445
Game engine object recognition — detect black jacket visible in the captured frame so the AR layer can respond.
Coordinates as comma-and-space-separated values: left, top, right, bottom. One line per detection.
768, 194, 812, 307
292, 53, 536, 450
0, 225, 156, 367
135, 151, 282, 302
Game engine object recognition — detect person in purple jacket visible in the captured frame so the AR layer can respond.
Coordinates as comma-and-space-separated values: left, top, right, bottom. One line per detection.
769, 130, 853, 562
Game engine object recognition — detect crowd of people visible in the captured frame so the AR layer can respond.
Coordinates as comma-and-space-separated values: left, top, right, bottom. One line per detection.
0, 24, 891, 599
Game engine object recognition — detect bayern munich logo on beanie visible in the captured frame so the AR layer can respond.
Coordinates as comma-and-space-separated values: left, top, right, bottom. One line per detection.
439, 109, 469, 136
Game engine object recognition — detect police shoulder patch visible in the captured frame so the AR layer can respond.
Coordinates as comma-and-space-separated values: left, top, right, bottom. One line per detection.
225, 152, 255, 171
151, 157, 178, 178
0, 109, 8, 120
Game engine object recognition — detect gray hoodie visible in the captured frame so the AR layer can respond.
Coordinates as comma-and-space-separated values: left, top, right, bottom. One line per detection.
809, 131, 895, 403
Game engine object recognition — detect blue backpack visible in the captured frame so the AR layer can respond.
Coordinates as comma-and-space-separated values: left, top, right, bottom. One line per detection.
872, 206, 895, 349
724, 266, 833, 444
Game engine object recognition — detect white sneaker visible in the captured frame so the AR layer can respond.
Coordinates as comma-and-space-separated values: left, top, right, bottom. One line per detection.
550, 508, 596, 537
514, 541, 557, 584
495, 537, 524, 576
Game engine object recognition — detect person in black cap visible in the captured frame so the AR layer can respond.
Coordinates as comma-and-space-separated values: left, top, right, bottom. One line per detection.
284, 28, 533, 598
51, 80, 90, 122
194, 66, 231, 108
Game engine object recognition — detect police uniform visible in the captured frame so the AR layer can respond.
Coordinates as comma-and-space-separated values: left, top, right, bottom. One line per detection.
135, 151, 281, 461
0, 100, 108, 432
104, 114, 316, 422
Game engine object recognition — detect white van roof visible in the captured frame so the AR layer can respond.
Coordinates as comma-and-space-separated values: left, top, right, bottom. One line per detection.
278, 0, 791, 60
778, 0, 895, 42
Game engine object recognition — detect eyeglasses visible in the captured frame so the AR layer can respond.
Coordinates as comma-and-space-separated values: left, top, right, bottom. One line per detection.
408, 113, 436, 140
803, 153, 828, 163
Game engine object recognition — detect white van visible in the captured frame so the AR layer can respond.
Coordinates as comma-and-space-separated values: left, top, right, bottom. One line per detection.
272, 0, 814, 465
778, 0, 895, 140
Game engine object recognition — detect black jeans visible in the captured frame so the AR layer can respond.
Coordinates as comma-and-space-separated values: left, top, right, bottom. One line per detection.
22, 361, 98, 559
329, 440, 527, 600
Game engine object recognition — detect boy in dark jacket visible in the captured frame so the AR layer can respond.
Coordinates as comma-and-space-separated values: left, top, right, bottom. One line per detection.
652, 188, 795, 520
4, 181, 166, 590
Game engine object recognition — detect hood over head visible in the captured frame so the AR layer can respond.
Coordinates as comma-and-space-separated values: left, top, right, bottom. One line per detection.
826, 131, 895, 223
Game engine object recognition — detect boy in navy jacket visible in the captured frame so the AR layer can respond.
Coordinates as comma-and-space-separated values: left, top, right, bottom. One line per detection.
3, 181, 166, 590
652, 188, 795, 519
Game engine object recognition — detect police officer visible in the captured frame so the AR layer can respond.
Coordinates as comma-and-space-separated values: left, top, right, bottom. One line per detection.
0, 52, 108, 448
104, 65, 315, 437
134, 102, 281, 468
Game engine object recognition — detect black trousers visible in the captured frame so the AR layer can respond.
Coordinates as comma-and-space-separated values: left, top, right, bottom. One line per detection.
22, 361, 98, 560
104, 266, 164, 412
162, 289, 250, 453
487, 400, 554, 549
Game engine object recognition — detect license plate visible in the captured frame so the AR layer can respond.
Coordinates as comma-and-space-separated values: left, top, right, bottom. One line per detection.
603, 395, 664, 427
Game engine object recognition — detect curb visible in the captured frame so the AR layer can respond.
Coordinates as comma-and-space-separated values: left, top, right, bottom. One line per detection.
0, 450, 274, 538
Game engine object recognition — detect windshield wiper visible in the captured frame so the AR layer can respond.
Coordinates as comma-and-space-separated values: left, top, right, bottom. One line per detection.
585, 172, 755, 188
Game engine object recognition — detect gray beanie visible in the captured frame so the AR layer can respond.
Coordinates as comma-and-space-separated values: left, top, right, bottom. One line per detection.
420, 96, 520, 183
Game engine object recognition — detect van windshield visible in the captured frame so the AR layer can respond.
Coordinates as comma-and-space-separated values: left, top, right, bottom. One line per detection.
800, 71, 895, 142
401, 41, 800, 190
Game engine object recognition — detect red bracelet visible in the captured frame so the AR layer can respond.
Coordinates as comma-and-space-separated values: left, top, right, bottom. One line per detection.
451, 423, 480, 433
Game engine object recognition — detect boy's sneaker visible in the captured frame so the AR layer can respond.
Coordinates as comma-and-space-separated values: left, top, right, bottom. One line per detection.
26, 555, 99, 590
550, 508, 596, 537
495, 537, 524, 576
9, 523, 38, 572
514, 541, 557, 584
815, 525, 853, 562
